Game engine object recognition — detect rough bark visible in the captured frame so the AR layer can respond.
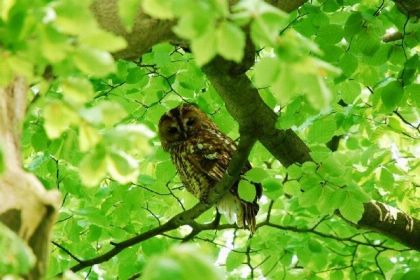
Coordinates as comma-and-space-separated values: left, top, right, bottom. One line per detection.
0, 78, 60, 279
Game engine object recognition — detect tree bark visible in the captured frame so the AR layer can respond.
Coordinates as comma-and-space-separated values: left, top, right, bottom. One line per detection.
0, 78, 60, 279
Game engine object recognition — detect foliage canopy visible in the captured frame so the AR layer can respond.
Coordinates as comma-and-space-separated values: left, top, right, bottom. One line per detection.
0, 0, 419, 279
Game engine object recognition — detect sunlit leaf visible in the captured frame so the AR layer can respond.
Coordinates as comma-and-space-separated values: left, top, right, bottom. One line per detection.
216, 21, 245, 62
44, 101, 79, 139
238, 180, 256, 202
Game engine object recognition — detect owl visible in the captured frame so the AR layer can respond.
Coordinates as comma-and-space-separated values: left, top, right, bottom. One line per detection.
158, 103, 262, 232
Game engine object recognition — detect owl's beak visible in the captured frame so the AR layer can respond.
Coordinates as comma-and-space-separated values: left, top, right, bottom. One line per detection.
182, 131, 188, 139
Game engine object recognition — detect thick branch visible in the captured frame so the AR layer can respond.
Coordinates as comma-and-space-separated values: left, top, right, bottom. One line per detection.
91, 0, 307, 60
202, 57, 420, 251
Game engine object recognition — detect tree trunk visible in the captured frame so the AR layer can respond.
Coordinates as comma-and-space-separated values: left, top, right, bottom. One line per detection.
0, 77, 60, 279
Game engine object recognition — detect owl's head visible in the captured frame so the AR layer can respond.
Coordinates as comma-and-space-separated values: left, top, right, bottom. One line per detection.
158, 103, 213, 150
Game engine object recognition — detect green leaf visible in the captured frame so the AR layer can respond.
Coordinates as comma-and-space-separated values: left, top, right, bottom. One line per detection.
80, 101, 127, 127
216, 21, 245, 62
339, 53, 358, 77
251, 11, 287, 46
283, 180, 301, 196
378, 80, 404, 112
299, 186, 322, 207
0, 223, 36, 275
307, 115, 337, 143
80, 30, 127, 52
339, 80, 361, 104
344, 12, 364, 38
244, 167, 269, 183
226, 251, 245, 271
254, 57, 281, 88
79, 146, 107, 186
54, 0, 96, 36
401, 270, 420, 280
60, 77, 94, 106
79, 123, 101, 152
191, 29, 217, 66
339, 195, 364, 223
142, 0, 174, 19
107, 149, 140, 184
118, 0, 142, 31
308, 239, 323, 253
142, 244, 224, 280
73, 46, 116, 77
316, 24, 344, 45
43, 101, 79, 139
317, 186, 336, 214
380, 167, 394, 189
238, 180, 256, 202
287, 164, 302, 180
262, 177, 283, 200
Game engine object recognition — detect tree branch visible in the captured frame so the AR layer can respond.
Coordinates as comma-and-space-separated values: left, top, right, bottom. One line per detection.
202, 55, 420, 251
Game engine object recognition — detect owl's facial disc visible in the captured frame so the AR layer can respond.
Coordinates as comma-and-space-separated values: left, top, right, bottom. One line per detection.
183, 116, 198, 134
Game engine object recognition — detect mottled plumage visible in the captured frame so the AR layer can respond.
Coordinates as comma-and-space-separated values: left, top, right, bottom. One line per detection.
158, 103, 262, 232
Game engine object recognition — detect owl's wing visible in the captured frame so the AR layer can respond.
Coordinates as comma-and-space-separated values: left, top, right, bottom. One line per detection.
187, 141, 233, 181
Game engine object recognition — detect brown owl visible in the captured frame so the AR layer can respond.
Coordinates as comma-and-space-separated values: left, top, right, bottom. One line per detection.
158, 103, 262, 232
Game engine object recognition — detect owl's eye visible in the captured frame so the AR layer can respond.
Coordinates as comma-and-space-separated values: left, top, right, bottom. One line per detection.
186, 118, 196, 126
167, 127, 178, 134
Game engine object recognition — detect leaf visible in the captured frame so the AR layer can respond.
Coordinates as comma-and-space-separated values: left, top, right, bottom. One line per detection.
79, 146, 107, 187
254, 57, 281, 88
80, 30, 127, 52
79, 123, 101, 152
299, 186, 322, 207
251, 11, 287, 46
60, 77, 94, 106
283, 180, 301, 196
43, 101, 79, 139
344, 12, 364, 38
226, 251, 245, 271
307, 115, 337, 143
73, 46, 116, 77
216, 21, 245, 62
191, 29, 217, 66
317, 186, 336, 214
142, 0, 174, 19
107, 149, 140, 184
401, 270, 420, 280
0, 223, 36, 275
339, 195, 364, 224
118, 0, 142, 31
54, 0, 96, 36
339, 53, 358, 77
80, 101, 127, 127
238, 180, 256, 202
262, 177, 282, 200
380, 167, 394, 189
378, 80, 404, 112
316, 24, 344, 45
142, 244, 224, 280
245, 167, 269, 183
0, 0, 15, 21
339, 80, 361, 104
287, 164, 302, 180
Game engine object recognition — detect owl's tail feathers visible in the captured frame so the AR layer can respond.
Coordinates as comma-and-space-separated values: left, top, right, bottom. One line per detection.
238, 200, 259, 233
217, 193, 260, 233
